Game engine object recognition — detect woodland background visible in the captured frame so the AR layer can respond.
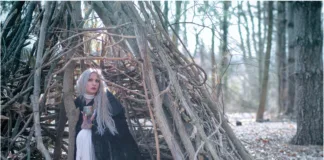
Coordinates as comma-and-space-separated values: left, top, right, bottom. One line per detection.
0, 1, 323, 160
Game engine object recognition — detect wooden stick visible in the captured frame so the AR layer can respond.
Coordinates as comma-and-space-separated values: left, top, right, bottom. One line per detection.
31, 2, 52, 159
0, 86, 33, 111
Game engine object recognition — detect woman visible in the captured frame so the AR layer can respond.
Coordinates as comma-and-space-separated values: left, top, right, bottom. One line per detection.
74, 68, 142, 160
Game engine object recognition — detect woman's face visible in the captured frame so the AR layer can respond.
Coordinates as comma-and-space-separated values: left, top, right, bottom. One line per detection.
86, 72, 100, 95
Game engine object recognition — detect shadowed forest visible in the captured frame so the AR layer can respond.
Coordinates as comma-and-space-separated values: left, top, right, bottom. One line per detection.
0, 1, 323, 160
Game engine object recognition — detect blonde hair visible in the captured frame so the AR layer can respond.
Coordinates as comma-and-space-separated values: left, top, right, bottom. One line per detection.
76, 68, 118, 135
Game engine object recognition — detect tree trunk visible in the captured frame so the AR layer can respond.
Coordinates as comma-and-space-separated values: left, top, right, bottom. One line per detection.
163, 1, 169, 31
63, 54, 78, 160
241, 3, 252, 58
257, 1, 263, 94
237, 2, 248, 100
247, 1, 258, 54
285, 2, 296, 116
211, 26, 216, 90
31, 2, 52, 159
275, 2, 287, 114
193, 29, 202, 58
220, 1, 230, 89
182, 1, 188, 50
237, 1, 246, 57
173, 1, 182, 46
62, 2, 83, 160
290, 1, 323, 145
256, 1, 273, 122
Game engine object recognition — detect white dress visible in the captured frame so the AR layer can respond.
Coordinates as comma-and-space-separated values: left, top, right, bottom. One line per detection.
76, 129, 95, 160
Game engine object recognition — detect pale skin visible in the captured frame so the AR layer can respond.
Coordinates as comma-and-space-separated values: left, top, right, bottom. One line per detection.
81, 72, 100, 129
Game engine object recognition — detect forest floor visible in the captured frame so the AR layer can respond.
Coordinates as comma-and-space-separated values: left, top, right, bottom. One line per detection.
227, 112, 323, 160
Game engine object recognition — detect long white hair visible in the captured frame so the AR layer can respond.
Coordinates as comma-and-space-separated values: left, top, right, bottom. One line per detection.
76, 68, 118, 135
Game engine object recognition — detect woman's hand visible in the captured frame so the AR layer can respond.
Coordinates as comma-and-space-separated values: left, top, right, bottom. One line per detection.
81, 111, 95, 129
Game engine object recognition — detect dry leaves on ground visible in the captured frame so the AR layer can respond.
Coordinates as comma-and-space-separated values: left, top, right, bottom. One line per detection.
227, 113, 323, 160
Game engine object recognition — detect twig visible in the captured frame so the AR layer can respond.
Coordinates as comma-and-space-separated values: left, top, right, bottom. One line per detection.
194, 129, 220, 160
151, 2, 195, 63
169, 21, 213, 30
156, 83, 170, 98
0, 86, 33, 111
9, 114, 33, 148
124, 95, 149, 104
26, 125, 35, 160
108, 64, 142, 85
70, 22, 132, 31
178, 63, 208, 86
102, 79, 145, 98
72, 56, 130, 61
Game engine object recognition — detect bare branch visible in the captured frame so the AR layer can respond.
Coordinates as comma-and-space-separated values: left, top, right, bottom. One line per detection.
1, 87, 33, 111
31, 1, 52, 159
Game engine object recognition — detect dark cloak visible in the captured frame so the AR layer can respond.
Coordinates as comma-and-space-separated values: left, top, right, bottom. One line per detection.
74, 90, 142, 160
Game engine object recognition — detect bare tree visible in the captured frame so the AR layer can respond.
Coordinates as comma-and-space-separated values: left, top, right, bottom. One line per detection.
219, 1, 230, 89
257, 1, 264, 93
173, 1, 182, 46
285, 2, 296, 116
182, 1, 189, 48
247, 1, 258, 55
241, 2, 252, 58
275, 2, 287, 114
256, 1, 273, 122
211, 25, 217, 90
163, 1, 169, 31
237, 1, 246, 58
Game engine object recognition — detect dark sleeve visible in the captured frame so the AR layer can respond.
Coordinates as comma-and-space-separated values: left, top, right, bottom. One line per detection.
107, 90, 124, 116
107, 90, 142, 159
113, 111, 143, 160
74, 97, 83, 135
74, 97, 83, 160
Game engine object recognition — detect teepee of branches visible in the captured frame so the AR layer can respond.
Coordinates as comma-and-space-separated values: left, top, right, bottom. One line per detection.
1, 1, 251, 160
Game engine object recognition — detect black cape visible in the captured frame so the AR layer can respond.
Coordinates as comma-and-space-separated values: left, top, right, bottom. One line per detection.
74, 90, 142, 160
